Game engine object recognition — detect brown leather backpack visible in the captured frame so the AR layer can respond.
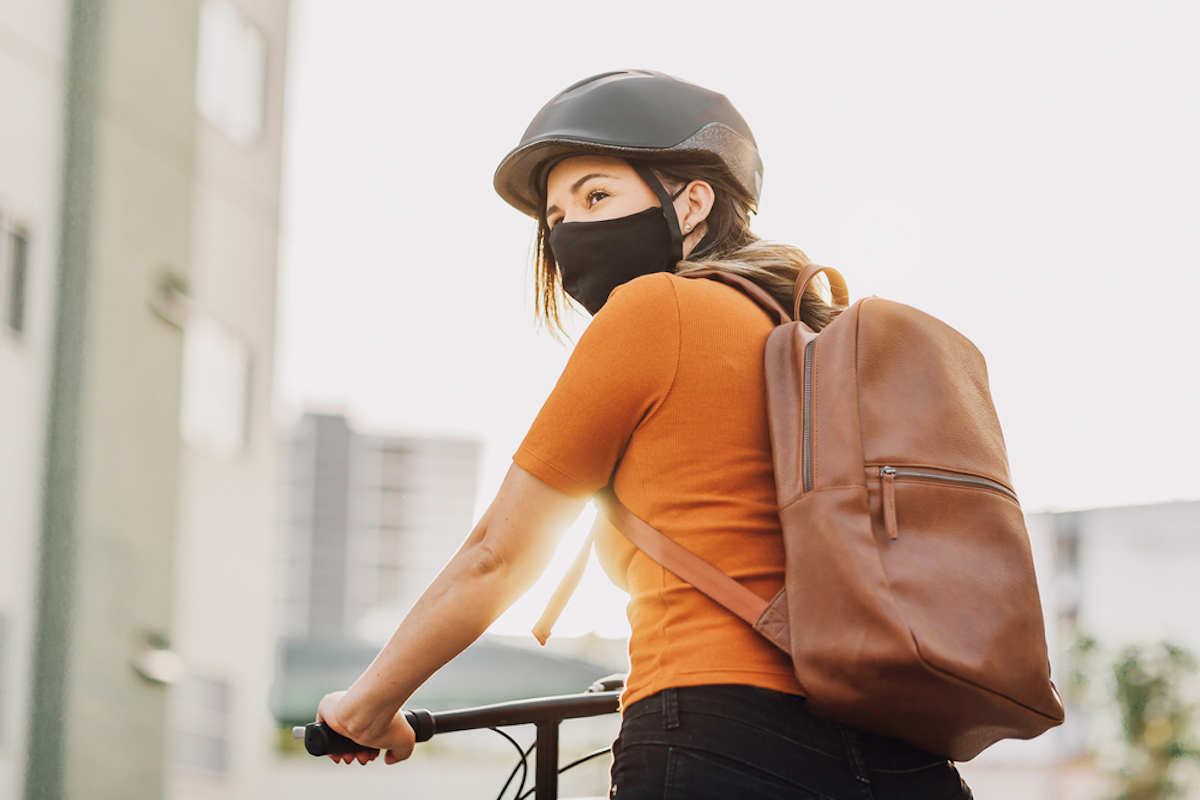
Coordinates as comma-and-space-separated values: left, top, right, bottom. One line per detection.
537, 265, 1065, 761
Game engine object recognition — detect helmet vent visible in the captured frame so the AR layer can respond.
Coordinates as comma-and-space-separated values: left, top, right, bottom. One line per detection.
559, 70, 653, 98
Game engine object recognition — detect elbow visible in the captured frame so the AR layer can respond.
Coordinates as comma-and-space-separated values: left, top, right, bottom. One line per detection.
466, 544, 508, 581
464, 542, 538, 597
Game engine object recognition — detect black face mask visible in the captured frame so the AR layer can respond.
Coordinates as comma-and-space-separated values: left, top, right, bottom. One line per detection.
548, 206, 676, 316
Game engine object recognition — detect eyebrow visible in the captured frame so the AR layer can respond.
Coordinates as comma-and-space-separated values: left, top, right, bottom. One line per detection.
545, 172, 615, 218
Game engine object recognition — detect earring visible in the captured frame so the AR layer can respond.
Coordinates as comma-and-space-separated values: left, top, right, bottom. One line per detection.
685, 223, 692, 232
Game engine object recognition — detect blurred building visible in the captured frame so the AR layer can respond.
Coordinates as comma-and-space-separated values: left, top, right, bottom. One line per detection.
0, 1, 289, 799
1049, 500, 1200, 651
0, 3, 67, 798
277, 411, 483, 644
274, 412, 498, 718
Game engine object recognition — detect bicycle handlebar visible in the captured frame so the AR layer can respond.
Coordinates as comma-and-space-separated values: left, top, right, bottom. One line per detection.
294, 689, 621, 756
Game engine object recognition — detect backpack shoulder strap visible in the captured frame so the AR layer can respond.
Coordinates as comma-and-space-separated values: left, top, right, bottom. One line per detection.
531, 488, 770, 644
531, 527, 596, 645
684, 266, 851, 328
682, 269, 791, 326
594, 487, 769, 626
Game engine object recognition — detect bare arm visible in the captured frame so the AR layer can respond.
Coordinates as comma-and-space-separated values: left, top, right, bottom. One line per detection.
316, 463, 587, 763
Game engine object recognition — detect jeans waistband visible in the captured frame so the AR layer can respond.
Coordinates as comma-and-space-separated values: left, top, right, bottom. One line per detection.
621, 684, 947, 775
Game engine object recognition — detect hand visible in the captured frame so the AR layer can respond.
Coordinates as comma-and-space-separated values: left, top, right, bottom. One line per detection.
316, 690, 417, 765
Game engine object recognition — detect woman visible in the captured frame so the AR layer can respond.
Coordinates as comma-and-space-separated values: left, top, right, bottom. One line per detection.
317, 70, 973, 799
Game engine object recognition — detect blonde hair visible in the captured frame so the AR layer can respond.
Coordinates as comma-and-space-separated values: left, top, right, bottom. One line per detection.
532, 157, 842, 334
676, 240, 839, 332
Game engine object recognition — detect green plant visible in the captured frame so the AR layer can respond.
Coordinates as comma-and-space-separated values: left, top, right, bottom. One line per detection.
1071, 636, 1200, 800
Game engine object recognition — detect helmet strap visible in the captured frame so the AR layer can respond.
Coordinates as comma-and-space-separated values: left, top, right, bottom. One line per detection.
631, 163, 685, 266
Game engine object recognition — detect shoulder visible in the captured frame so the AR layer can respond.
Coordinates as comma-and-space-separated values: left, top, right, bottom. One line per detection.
585, 273, 682, 343
567, 274, 681, 387
603, 272, 754, 316
655, 272, 778, 331
588, 272, 771, 343
603, 272, 680, 315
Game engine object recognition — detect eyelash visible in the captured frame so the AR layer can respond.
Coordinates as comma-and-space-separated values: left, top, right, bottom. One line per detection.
548, 188, 612, 229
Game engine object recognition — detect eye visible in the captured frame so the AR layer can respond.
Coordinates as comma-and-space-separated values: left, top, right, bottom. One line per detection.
585, 188, 610, 208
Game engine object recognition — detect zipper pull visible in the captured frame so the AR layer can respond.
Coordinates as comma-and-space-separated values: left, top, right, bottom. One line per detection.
880, 467, 899, 540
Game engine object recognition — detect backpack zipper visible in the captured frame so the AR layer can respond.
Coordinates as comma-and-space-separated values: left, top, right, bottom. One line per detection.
803, 339, 815, 492
878, 466, 1018, 540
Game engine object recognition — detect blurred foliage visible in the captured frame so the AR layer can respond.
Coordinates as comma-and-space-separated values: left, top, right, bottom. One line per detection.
276, 724, 312, 758
1071, 636, 1200, 800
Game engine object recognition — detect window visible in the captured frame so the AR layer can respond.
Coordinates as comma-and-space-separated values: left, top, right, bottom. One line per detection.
7, 226, 29, 334
179, 312, 250, 459
0, 216, 30, 338
195, 0, 267, 145
171, 674, 232, 774
0, 614, 8, 747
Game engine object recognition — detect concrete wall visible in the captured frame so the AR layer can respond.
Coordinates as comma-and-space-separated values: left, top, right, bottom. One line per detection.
166, 1, 289, 797
0, 3, 69, 799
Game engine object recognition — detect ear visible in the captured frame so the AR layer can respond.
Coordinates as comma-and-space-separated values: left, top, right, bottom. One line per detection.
675, 180, 715, 257
675, 180, 715, 231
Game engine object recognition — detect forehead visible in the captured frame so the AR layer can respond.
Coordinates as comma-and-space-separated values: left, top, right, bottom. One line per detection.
545, 155, 635, 195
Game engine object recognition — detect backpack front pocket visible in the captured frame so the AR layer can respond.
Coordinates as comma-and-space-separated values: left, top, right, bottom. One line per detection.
864, 464, 1054, 716
875, 466, 1018, 540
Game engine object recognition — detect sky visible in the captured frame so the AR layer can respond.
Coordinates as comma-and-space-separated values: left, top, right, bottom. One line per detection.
275, 1, 1200, 638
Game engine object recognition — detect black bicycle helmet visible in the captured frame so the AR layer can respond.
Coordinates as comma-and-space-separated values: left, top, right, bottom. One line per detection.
494, 70, 764, 219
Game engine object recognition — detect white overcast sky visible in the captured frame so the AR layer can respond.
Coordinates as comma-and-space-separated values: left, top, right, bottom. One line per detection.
275, 1, 1200, 637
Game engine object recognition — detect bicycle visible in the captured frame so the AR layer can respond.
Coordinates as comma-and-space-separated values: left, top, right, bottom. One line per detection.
294, 674, 625, 800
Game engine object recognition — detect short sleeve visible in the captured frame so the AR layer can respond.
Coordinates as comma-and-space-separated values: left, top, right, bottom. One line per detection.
514, 273, 681, 496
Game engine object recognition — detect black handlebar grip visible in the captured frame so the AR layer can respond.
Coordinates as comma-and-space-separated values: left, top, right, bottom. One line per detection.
405, 708, 435, 742
302, 722, 372, 756
301, 710, 436, 756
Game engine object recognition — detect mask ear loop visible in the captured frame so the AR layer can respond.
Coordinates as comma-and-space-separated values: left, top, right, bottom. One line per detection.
631, 163, 687, 266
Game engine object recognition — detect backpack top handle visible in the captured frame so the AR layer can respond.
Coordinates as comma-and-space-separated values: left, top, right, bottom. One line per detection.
793, 265, 850, 321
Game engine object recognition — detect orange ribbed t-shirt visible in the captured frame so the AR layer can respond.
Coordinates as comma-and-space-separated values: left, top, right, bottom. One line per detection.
514, 272, 804, 707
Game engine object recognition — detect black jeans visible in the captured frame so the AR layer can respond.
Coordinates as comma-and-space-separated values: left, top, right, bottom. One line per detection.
609, 685, 973, 800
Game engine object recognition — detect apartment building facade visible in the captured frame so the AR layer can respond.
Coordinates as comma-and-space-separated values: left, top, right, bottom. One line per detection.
0, 2, 290, 798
